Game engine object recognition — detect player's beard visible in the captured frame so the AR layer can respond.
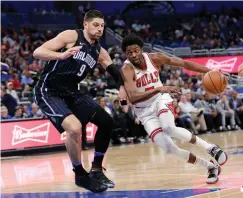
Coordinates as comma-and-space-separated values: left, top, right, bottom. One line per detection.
90, 33, 102, 41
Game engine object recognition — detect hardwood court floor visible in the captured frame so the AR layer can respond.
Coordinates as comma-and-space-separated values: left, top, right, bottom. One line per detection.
1, 131, 243, 198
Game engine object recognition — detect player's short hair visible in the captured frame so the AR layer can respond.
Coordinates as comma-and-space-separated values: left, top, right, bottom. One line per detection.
121, 34, 144, 52
84, 10, 104, 21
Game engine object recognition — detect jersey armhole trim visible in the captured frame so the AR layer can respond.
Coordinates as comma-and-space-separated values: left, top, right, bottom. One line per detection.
145, 53, 159, 72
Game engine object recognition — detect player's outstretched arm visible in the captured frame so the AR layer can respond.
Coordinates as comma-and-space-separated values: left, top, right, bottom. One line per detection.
33, 30, 81, 61
98, 47, 127, 102
149, 53, 210, 74
121, 64, 181, 104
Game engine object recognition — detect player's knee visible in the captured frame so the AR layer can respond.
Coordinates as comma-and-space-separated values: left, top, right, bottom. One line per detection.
62, 115, 82, 139
66, 124, 82, 139
67, 130, 81, 141
162, 125, 176, 136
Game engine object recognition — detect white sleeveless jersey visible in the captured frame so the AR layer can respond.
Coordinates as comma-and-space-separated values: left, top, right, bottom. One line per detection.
124, 53, 172, 107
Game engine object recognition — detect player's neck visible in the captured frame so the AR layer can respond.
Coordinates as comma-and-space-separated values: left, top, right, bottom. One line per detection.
137, 56, 147, 70
83, 30, 95, 45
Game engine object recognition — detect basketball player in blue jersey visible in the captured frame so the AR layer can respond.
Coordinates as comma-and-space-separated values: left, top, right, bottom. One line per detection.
119, 34, 228, 184
33, 10, 127, 193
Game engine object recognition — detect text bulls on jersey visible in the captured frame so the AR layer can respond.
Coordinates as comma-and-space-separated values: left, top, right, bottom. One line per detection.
136, 71, 159, 88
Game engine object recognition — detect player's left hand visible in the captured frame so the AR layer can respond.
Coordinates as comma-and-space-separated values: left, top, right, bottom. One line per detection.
118, 86, 127, 105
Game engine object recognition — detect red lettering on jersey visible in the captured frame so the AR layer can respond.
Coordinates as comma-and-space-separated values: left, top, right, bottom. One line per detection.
136, 71, 159, 88
141, 75, 147, 86
145, 86, 154, 91
144, 74, 151, 84
150, 71, 158, 83
136, 78, 141, 87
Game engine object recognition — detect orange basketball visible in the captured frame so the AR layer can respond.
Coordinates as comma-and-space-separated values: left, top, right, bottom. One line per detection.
202, 70, 228, 95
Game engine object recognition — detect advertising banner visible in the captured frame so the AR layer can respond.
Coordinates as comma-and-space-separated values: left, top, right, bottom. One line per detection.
183, 55, 243, 75
1, 119, 97, 151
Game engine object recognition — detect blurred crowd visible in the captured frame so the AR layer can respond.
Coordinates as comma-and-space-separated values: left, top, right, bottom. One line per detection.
1, 7, 243, 147
107, 6, 243, 49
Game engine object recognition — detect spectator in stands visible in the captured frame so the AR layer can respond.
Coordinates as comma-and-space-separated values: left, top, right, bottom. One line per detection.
229, 90, 243, 129
97, 97, 112, 116
22, 104, 30, 117
180, 36, 190, 47
132, 20, 142, 32
181, 83, 191, 95
97, 97, 120, 145
21, 70, 34, 85
107, 45, 123, 59
112, 53, 122, 68
21, 84, 31, 98
90, 68, 102, 81
216, 93, 237, 131
28, 103, 44, 118
19, 37, 32, 58
196, 84, 204, 94
95, 80, 106, 97
1, 87, 17, 117
10, 73, 22, 89
28, 60, 42, 72
1, 106, 11, 120
174, 105, 199, 134
20, 60, 29, 71
179, 94, 207, 133
6, 81, 20, 103
114, 15, 125, 28
204, 93, 223, 129
166, 74, 176, 86
11, 105, 25, 119
125, 104, 144, 143
2, 32, 14, 47
186, 92, 197, 104
111, 99, 129, 143
194, 93, 218, 132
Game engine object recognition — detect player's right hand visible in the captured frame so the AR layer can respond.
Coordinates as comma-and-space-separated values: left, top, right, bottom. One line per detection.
158, 86, 181, 95
60, 46, 82, 60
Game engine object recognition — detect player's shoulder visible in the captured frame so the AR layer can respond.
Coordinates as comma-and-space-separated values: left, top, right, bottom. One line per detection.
60, 29, 78, 36
121, 62, 134, 74
57, 29, 78, 43
147, 52, 169, 63
146, 52, 161, 59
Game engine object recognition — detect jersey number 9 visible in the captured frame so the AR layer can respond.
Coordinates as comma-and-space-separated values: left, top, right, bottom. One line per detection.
77, 64, 86, 77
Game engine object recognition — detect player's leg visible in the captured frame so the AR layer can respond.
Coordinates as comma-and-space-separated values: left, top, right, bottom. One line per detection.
68, 94, 114, 188
35, 93, 107, 193
144, 117, 220, 184
89, 106, 115, 187
156, 101, 228, 166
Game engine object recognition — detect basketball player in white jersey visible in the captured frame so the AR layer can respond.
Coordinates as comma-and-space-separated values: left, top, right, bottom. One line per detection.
120, 34, 228, 184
